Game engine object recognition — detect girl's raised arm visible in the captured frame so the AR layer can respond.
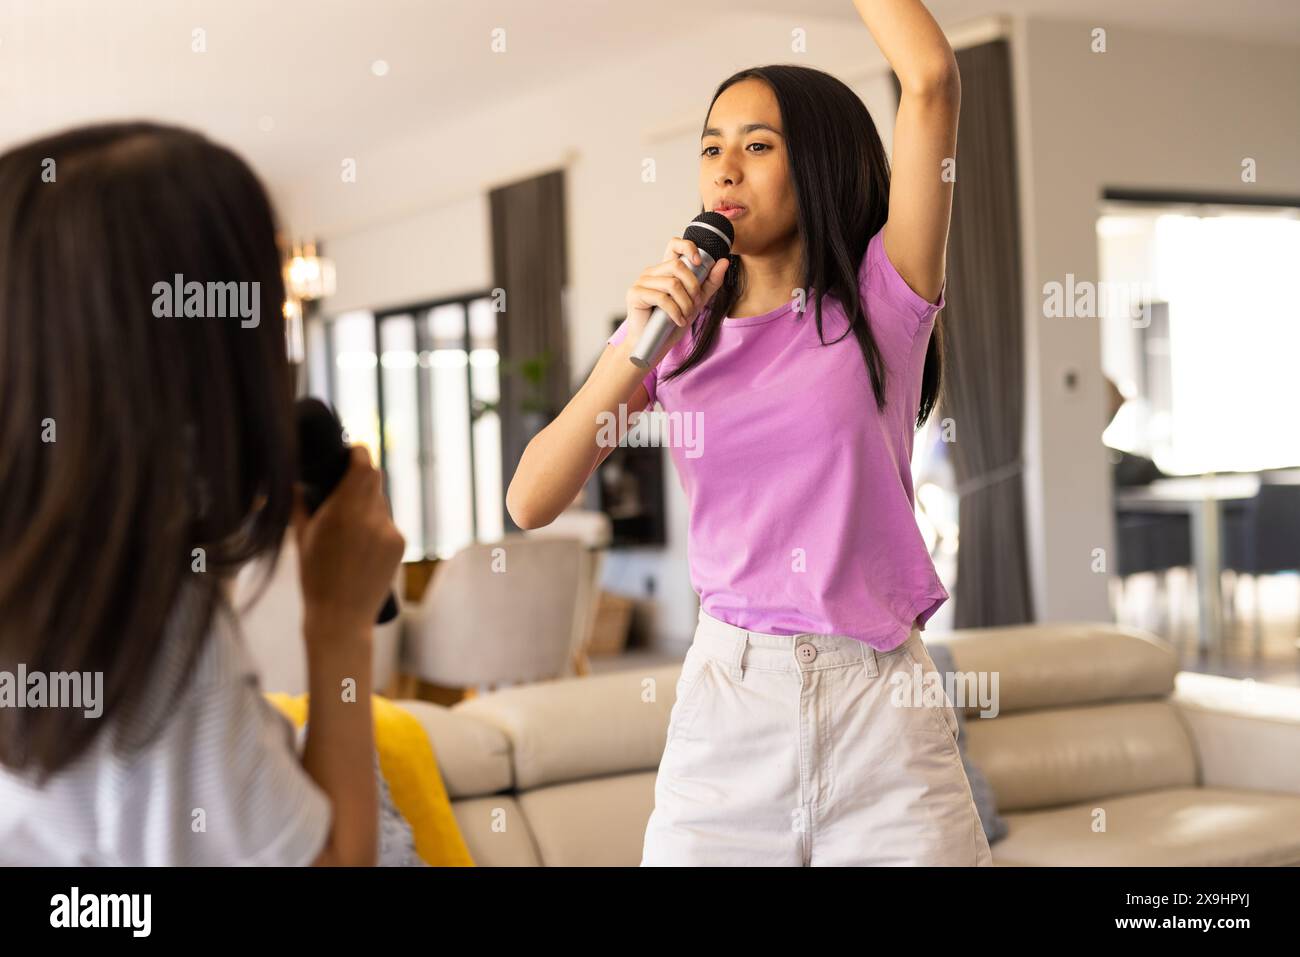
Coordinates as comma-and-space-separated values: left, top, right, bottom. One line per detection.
853, 0, 960, 304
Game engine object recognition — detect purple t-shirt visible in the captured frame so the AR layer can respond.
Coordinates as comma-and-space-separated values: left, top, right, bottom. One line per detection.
606, 227, 948, 651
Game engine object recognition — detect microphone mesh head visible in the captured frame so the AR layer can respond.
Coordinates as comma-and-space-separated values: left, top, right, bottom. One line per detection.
685, 211, 734, 263
295, 397, 350, 503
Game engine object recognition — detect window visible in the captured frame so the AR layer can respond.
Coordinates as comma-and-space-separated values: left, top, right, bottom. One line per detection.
309, 293, 503, 560
1099, 200, 1300, 474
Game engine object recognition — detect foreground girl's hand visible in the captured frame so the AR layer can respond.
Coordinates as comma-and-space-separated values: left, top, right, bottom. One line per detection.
292, 445, 405, 640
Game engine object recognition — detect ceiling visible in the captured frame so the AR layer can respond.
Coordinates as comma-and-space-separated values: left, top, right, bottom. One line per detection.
743, 0, 1300, 44
2, 0, 1295, 193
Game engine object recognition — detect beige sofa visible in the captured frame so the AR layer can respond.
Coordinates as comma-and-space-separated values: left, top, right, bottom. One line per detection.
393, 621, 1300, 866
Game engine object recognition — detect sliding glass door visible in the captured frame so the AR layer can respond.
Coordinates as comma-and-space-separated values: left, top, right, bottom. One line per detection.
314, 293, 502, 560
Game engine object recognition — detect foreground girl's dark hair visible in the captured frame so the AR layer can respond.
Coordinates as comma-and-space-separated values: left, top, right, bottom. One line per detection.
0, 122, 295, 778
664, 64, 944, 429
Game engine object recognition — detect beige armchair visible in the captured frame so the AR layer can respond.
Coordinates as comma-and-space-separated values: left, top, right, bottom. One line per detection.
402, 535, 596, 694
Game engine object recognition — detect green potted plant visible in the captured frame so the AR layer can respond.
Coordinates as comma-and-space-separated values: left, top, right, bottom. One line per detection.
478, 350, 554, 440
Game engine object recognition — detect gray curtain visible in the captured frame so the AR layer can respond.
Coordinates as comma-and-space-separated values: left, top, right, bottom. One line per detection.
490, 169, 570, 532
896, 40, 1034, 627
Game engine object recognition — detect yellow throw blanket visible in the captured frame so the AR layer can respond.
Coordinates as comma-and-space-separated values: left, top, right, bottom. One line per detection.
265, 692, 475, 867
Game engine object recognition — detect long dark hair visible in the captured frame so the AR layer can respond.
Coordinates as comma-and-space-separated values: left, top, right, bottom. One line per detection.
662, 64, 943, 429
0, 122, 295, 778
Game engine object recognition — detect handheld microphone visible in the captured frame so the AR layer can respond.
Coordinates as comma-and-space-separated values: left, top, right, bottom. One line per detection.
294, 397, 400, 625
629, 211, 734, 369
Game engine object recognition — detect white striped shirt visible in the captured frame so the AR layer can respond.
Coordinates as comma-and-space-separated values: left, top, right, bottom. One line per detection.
0, 594, 331, 866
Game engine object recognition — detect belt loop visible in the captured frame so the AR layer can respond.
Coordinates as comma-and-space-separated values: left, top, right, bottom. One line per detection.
861, 639, 879, 678
731, 632, 747, 682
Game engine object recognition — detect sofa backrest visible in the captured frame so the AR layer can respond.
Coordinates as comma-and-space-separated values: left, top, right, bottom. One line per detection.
938, 622, 1197, 812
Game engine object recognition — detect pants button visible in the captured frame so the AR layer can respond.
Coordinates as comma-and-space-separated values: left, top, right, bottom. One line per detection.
796, 642, 817, 663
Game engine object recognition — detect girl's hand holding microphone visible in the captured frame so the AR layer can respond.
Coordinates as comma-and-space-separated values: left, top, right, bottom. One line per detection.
623, 236, 730, 356
506, 233, 730, 534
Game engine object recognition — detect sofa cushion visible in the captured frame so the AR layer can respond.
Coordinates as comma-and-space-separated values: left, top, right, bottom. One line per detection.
450, 667, 678, 791
992, 786, 1300, 866
395, 699, 513, 799
450, 796, 543, 866
943, 622, 1178, 716
967, 699, 1198, 812
515, 771, 657, 867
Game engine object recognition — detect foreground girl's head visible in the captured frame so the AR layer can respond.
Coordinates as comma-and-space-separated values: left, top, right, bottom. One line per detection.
0, 122, 295, 776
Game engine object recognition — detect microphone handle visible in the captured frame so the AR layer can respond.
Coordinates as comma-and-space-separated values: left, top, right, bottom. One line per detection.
628, 250, 717, 369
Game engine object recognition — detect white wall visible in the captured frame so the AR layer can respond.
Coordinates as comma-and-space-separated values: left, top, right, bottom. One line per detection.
322, 195, 490, 314
1011, 17, 1300, 623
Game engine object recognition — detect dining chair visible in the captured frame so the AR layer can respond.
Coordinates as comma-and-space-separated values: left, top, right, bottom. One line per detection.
1220, 475, 1300, 656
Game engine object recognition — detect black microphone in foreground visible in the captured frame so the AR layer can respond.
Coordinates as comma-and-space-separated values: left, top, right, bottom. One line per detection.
295, 396, 400, 625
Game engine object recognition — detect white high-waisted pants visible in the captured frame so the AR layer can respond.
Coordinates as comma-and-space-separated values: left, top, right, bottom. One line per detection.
641, 607, 993, 866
